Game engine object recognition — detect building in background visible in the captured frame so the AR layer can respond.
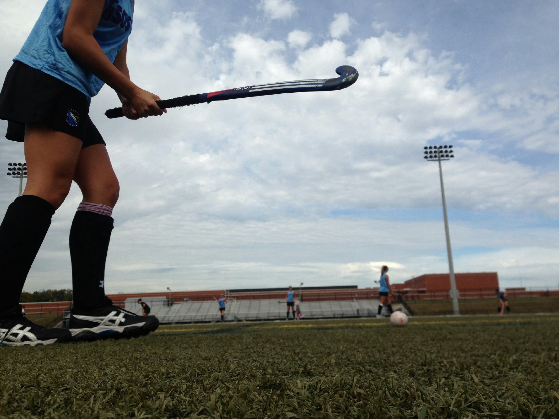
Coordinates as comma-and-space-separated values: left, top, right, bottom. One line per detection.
392, 272, 499, 299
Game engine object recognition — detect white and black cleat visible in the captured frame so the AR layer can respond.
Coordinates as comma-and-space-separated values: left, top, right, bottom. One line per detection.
69, 305, 159, 341
0, 316, 72, 347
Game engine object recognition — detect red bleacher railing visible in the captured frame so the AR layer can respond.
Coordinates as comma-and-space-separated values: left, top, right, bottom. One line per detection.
21, 301, 71, 315
20, 287, 559, 314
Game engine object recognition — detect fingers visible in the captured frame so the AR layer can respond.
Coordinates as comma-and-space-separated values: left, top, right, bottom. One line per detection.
135, 101, 161, 118
146, 94, 163, 117
150, 95, 167, 116
128, 90, 167, 119
122, 104, 140, 120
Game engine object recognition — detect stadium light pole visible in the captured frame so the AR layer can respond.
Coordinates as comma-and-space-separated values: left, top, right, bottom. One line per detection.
299, 282, 303, 301
424, 145, 460, 315
6, 162, 27, 196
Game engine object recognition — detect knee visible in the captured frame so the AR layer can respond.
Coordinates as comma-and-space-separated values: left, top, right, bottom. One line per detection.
25, 179, 72, 210
80, 176, 120, 208
46, 187, 71, 210
48, 178, 73, 209
105, 177, 120, 208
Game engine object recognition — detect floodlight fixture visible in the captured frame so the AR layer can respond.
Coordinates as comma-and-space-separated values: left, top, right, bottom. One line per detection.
6, 162, 27, 196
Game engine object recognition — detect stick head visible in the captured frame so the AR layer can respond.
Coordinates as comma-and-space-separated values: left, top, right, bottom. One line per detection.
322, 65, 359, 90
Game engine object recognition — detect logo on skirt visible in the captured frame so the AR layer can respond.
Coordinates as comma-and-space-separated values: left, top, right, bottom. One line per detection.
66, 109, 79, 127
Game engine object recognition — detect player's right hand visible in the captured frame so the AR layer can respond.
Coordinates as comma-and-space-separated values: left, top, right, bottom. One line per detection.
128, 88, 167, 119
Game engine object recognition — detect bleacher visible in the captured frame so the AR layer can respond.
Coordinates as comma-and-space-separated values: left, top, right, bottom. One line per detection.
124, 297, 396, 323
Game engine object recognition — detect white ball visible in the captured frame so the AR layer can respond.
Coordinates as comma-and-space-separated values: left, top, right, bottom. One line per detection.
390, 311, 408, 327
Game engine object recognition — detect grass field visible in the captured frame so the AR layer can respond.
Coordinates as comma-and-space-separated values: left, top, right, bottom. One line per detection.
405, 296, 559, 316
1, 314, 558, 418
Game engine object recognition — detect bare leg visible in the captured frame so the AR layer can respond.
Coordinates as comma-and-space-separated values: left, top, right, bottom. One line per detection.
24, 124, 82, 207
73, 144, 119, 207
69, 144, 120, 311
0, 125, 80, 315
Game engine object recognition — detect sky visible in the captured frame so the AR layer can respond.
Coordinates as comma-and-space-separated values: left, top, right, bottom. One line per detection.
0, 0, 558, 294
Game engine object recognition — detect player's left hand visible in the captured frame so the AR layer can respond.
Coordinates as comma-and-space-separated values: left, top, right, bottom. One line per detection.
122, 102, 141, 120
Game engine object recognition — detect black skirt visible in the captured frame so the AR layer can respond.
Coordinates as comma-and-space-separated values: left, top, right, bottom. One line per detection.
0, 61, 104, 147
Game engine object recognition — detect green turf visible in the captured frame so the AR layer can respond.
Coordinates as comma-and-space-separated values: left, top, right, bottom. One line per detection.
405, 296, 559, 316
1, 315, 558, 418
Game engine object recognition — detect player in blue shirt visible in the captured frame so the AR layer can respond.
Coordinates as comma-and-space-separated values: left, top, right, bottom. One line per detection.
496, 288, 510, 315
377, 265, 394, 317
286, 286, 296, 320
218, 295, 227, 322
0, 0, 164, 346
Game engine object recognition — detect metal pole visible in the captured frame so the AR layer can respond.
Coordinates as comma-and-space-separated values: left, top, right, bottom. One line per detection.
437, 154, 459, 315
19, 171, 23, 196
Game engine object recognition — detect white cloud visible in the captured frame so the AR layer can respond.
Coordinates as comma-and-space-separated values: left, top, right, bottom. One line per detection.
288, 30, 311, 49
453, 247, 559, 289
259, 0, 297, 20
227, 33, 289, 80
330, 13, 352, 39
0, 1, 45, 77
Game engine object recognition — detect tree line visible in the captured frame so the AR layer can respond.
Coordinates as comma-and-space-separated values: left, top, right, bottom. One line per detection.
20, 289, 73, 302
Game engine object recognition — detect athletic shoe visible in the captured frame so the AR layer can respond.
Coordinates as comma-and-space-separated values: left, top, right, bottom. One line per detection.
68, 305, 159, 341
0, 315, 72, 347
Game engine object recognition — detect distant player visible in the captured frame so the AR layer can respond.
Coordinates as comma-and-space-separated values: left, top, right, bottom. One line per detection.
295, 302, 302, 320
377, 265, 394, 317
286, 286, 296, 320
496, 289, 510, 315
137, 298, 150, 316
218, 295, 226, 322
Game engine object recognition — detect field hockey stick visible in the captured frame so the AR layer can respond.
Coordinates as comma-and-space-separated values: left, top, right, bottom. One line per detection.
105, 65, 358, 119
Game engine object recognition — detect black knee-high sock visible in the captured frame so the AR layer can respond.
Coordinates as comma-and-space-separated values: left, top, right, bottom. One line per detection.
70, 211, 113, 311
377, 304, 383, 315
387, 304, 393, 314
0, 196, 54, 318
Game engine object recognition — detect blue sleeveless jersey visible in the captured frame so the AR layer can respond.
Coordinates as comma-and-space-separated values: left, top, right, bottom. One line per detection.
219, 298, 226, 309
287, 291, 295, 302
379, 274, 389, 293
14, 0, 133, 99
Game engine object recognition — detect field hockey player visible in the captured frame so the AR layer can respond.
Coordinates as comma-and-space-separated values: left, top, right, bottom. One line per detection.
377, 265, 394, 317
0, 0, 162, 346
